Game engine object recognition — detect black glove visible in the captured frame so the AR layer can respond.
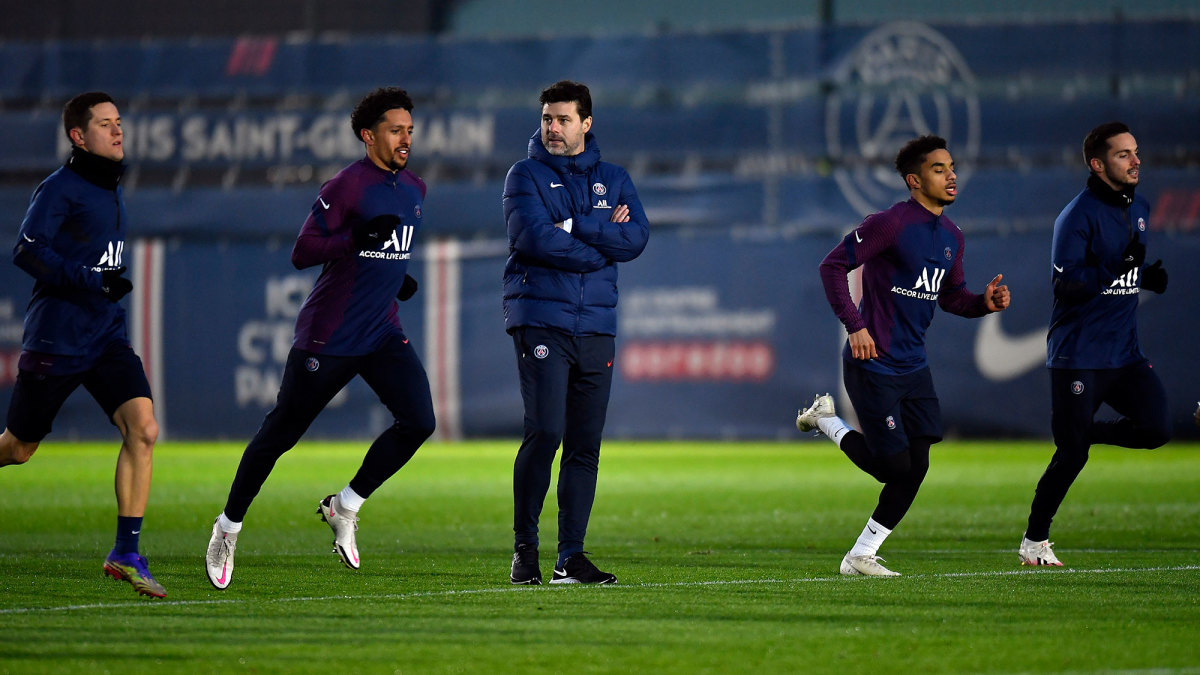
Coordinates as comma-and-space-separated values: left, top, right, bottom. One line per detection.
351, 214, 401, 250
1118, 233, 1145, 273
1142, 259, 1168, 294
396, 274, 418, 301
100, 267, 132, 302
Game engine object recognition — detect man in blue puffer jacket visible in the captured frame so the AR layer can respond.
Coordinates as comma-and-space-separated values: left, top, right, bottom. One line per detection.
502, 80, 649, 585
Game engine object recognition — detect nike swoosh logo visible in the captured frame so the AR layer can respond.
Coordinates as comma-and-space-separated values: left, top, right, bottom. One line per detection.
1053, 264, 1064, 273
217, 565, 228, 584
854, 231, 863, 243
867, 525, 877, 535
550, 183, 563, 188
132, 530, 140, 535
22, 233, 35, 243
973, 313, 1048, 382
319, 197, 330, 209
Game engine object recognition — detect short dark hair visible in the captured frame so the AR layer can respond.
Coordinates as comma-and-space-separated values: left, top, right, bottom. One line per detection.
894, 135, 948, 183
539, 80, 592, 121
1083, 121, 1131, 168
350, 87, 414, 138
63, 91, 116, 142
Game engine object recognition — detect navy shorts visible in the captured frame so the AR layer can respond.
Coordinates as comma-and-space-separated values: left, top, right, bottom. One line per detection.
5, 342, 152, 443
842, 360, 942, 457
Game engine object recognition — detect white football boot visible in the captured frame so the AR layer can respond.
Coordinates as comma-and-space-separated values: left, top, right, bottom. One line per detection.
840, 553, 901, 577
318, 494, 360, 569
205, 518, 238, 590
1018, 537, 1063, 567
796, 393, 836, 432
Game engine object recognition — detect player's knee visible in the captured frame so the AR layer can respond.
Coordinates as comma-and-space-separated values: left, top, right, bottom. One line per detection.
908, 458, 930, 485
875, 453, 912, 484
1050, 447, 1089, 474
124, 417, 159, 451
412, 413, 436, 443
1140, 426, 1171, 450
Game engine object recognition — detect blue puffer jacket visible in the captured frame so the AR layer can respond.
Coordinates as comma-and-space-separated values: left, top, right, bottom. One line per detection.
502, 130, 649, 336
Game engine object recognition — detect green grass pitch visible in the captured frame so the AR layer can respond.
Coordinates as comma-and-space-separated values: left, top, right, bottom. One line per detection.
1, 439, 1198, 673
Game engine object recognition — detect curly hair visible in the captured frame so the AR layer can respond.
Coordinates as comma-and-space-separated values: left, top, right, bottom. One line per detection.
350, 87, 414, 138
894, 135, 948, 184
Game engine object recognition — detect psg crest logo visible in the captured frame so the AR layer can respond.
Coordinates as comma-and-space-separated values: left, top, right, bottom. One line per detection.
944, 247, 952, 260
1137, 217, 1145, 232
414, 205, 421, 218
592, 183, 607, 196
533, 345, 549, 359
1071, 381, 1085, 395
826, 22, 980, 216
305, 357, 320, 372
886, 416, 897, 430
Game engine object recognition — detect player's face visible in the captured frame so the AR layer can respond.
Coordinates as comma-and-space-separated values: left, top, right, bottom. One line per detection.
363, 107, 413, 172
1095, 132, 1140, 190
541, 101, 591, 157
909, 148, 957, 209
73, 102, 124, 162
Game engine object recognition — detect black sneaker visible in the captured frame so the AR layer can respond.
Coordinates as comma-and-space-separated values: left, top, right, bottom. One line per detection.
549, 552, 617, 584
510, 543, 542, 585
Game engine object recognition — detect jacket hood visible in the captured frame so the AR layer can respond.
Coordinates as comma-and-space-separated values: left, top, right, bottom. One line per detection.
526, 129, 602, 174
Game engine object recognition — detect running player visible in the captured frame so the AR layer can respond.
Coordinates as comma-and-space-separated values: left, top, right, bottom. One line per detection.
796, 135, 1011, 576
205, 87, 435, 589
1, 92, 165, 597
1018, 122, 1170, 567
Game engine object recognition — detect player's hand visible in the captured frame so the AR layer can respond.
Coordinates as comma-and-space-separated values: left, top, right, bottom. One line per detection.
100, 266, 132, 302
847, 328, 877, 361
985, 273, 1010, 311
1141, 259, 1168, 294
609, 204, 630, 223
396, 274, 418, 301
352, 214, 401, 250
1119, 234, 1145, 272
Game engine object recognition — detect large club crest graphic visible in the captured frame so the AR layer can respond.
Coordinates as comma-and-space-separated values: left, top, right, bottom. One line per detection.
826, 22, 981, 217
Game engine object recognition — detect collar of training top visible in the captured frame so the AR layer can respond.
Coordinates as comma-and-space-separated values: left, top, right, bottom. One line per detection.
65, 145, 125, 191
1086, 173, 1135, 208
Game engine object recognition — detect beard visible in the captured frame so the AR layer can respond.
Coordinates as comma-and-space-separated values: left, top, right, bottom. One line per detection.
1104, 164, 1138, 189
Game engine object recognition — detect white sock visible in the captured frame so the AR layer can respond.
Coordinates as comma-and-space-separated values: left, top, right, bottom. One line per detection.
817, 416, 851, 447
337, 485, 365, 513
848, 518, 892, 557
217, 512, 242, 534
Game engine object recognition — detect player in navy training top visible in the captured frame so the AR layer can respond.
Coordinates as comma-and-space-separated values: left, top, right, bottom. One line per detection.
1017, 122, 1170, 568
205, 88, 435, 590
797, 135, 1011, 577
1, 92, 165, 598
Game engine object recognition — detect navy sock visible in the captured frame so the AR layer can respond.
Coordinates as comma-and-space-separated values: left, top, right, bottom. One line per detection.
557, 546, 583, 567
113, 516, 143, 556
